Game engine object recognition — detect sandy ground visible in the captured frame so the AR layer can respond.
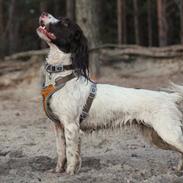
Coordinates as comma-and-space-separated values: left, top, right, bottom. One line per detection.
1, 70, 183, 183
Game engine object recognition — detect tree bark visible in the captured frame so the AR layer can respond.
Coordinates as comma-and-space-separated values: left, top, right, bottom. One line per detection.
117, 0, 126, 44
180, 0, 183, 44
76, 0, 100, 78
66, 0, 75, 21
0, 0, 3, 34
147, 0, 153, 46
0, 0, 4, 57
40, 0, 48, 12
133, 0, 140, 45
54, 0, 60, 16
40, 1, 48, 49
8, 0, 18, 54
157, 0, 167, 46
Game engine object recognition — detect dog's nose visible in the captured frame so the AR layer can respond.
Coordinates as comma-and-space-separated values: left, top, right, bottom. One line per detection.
41, 12, 48, 17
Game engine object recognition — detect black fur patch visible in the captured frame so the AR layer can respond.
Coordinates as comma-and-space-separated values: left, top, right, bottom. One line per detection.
48, 17, 89, 80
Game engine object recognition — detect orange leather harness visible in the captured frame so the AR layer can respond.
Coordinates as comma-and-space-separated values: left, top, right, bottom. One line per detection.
41, 84, 55, 112
41, 84, 59, 122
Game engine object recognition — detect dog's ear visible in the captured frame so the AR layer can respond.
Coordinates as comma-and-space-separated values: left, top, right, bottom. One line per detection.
71, 31, 89, 79
73, 30, 81, 41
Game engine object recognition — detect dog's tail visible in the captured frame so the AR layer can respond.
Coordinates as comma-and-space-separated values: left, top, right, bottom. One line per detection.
163, 82, 183, 103
167, 82, 183, 96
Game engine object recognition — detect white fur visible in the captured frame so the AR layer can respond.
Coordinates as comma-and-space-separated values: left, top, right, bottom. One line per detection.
44, 44, 183, 174
41, 13, 59, 26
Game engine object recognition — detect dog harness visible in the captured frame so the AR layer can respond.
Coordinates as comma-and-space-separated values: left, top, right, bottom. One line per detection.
41, 62, 97, 124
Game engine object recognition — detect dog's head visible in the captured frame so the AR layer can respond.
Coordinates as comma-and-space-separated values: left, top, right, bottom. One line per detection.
37, 12, 89, 79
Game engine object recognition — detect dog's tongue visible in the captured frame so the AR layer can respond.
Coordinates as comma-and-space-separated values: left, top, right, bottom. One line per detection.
46, 32, 56, 40
38, 25, 56, 40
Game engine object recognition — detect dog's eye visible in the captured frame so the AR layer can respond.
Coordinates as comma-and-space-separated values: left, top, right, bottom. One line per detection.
48, 15, 52, 19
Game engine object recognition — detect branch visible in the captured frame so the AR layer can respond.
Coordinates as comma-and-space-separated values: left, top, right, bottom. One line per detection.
92, 44, 183, 59
5, 49, 49, 60
4, 44, 183, 61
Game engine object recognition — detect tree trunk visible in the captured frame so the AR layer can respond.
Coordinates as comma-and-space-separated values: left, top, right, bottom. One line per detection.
147, 0, 153, 46
157, 0, 167, 46
8, 0, 18, 54
54, 0, 60, 16
117, 0, 126, 44
40, 0, 47, 12
0, 0, 4, 57
76, 0, 100, 78
0, 0, 3, 34
133, 0, 140, 45
180, 0, 183, 44
66, 0, 75, 21
40, 1, 48, 49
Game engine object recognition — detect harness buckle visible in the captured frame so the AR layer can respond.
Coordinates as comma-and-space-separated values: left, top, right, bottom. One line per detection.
55, 65, 64, 72
89, 84, 97, 98
80, 111, 88, 120
45, 63, 64, 73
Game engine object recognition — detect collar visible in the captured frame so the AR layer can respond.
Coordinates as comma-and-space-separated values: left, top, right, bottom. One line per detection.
45, 62, 73, 73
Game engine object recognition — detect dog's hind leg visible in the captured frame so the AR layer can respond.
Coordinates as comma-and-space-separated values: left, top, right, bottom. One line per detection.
141, 125, 183, 170
53, 122, 66, 173
152, 116, 183, 170
64, 123, 81, 175
140, 125, 176, 150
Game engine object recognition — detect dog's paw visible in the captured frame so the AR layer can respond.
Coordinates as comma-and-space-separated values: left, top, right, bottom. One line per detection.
47, 168, 56, 173
55, 166, 65, 173
66, 163, 81, 175
47, 167, 65, 174
66, 167, 75, 175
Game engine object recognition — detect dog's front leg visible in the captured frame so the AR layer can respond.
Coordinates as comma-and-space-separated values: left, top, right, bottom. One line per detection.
53, 122, 66, 173
177, 153, 183, 171
65, 123, 81, 175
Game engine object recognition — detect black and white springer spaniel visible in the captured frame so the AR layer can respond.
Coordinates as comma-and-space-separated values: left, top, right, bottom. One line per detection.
37, 12, 183, 175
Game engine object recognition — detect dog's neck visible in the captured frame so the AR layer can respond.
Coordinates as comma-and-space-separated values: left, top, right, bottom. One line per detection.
44, 43, 73, 85
47, 43, 72, 65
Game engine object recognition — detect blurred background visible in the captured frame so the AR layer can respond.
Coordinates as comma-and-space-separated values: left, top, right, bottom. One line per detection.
2, 1, 183, 183
0, 0, 182, 57
1, 0, 183, 81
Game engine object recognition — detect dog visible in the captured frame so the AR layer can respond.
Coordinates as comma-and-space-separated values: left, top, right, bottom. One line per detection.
37, 12, 183, 175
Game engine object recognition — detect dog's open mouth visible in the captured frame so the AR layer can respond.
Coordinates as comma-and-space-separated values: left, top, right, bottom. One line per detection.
37, 19, 56, 40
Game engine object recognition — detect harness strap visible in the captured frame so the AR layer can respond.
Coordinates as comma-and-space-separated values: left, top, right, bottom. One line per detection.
41, 72, 97, 124
45, 62, 73, 73
41, 73, 75, 123
80, 83, 97, 123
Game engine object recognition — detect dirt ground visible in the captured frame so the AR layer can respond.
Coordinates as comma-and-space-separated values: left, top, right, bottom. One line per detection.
1, 67, 183, 183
